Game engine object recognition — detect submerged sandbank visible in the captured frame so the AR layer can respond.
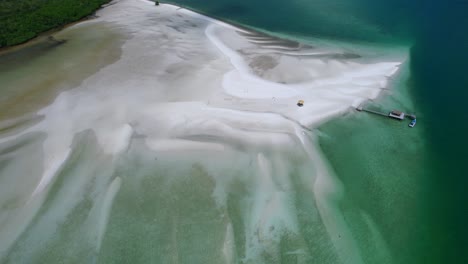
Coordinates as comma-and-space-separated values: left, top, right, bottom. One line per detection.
0, 0, 406, 263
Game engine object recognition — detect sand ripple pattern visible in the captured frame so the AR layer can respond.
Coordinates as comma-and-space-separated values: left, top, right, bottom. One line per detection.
0, 0, 405, 263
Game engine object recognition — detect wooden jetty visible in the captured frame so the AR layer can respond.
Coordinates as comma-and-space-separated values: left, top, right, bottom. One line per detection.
388, 110, 405, 120
356, 106, 416, 124
356, 107, 387, 117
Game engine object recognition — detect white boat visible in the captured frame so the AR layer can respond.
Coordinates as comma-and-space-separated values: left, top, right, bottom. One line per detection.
409, 119, 416, 128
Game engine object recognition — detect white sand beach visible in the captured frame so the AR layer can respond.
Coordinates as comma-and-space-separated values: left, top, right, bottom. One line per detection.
0, 0, 406, 262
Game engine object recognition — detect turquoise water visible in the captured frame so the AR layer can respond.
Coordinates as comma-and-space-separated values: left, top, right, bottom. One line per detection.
166, 0, 468, 263
0, 1, 467, 263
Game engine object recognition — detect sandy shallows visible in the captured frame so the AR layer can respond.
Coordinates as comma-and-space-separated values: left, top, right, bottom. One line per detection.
0, 0, 406, 263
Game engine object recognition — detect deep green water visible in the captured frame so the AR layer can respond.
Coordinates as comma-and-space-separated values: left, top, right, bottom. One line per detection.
165, 0, 468, 263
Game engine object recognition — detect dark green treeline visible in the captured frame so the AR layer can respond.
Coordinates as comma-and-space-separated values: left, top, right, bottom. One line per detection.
0, 0, 110, 47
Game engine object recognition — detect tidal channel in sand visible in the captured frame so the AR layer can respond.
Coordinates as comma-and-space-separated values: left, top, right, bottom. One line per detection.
0, 0, 406, 263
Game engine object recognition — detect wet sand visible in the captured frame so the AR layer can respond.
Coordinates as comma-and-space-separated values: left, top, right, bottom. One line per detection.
0, 23, 124, 120
0, 0, 406, 263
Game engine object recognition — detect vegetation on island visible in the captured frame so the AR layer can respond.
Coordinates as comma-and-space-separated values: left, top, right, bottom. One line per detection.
0, 0, 111, 47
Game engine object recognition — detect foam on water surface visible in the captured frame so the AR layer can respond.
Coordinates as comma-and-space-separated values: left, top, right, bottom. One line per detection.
0, 0, 407, 263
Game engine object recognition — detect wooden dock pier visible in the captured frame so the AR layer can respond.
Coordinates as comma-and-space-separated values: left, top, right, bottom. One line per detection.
356, 106, 417, 123
356, 107, 388, 117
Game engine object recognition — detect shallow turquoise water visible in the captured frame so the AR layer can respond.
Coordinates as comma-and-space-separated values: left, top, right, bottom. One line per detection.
166, 0, 468, 262
0, 1, 466, 263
